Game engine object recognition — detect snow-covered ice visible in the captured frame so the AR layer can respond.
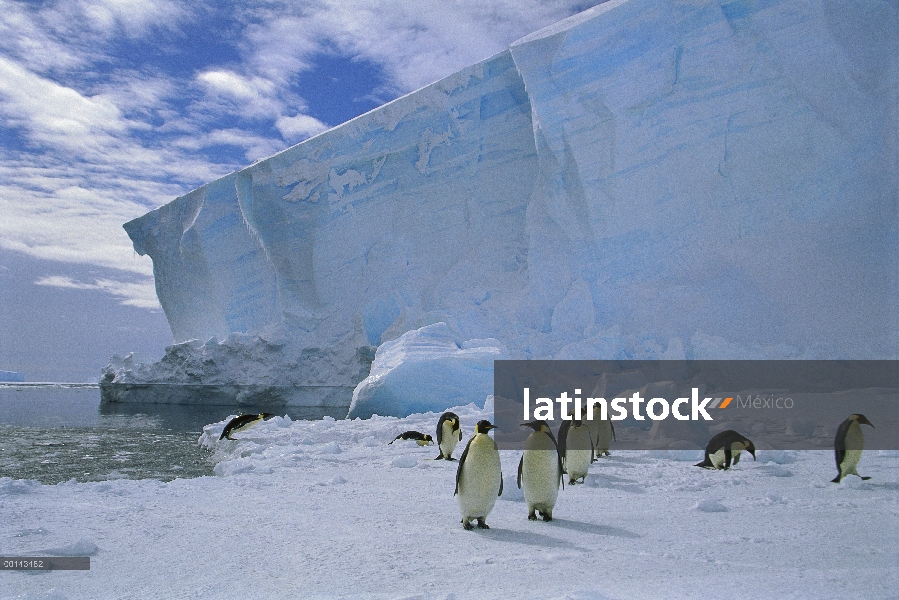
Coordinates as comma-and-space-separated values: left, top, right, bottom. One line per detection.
2, 402, 897, 599
111, 0, 898, 411
348, 323, 505, 419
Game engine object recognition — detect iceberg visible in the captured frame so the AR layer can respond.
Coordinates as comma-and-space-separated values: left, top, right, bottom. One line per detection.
111, 0, 898, 414
347, 323, 506, 419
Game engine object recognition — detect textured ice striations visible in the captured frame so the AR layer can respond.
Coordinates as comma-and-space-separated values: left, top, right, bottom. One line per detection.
110, 0, 898, 413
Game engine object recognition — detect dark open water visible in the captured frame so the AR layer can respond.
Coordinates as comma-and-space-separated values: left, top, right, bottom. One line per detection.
0, 385, 344, 484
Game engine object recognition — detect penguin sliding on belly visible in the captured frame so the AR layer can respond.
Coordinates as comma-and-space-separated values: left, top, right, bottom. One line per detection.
455, 420, 502, 530
558, 416, 593, 484
435, 411, 463, 460
832, 414, 874, 483
219, 413, 274, 441
389, 431, 434, 446
695, 430, 756, 470
518, 420, 563, 521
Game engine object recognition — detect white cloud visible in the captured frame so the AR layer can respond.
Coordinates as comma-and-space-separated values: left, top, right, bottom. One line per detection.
0, 56, 127, 139
77, 0, 186, 37
275, 114, 329, 142
198, 70, 268, 102
34, 275, 161, 309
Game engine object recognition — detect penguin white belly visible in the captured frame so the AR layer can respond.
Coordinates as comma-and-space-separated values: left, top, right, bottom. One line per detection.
840, 422, 865, 476
594, 421, 614, 454
457, 438, 501, 518
440, 421, 460, 458
709, 444, 743, 469
564, 426, 593, 482
522, 449, 559, 511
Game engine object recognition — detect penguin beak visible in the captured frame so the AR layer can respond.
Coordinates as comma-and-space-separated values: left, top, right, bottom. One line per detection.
520, 421, 539, 430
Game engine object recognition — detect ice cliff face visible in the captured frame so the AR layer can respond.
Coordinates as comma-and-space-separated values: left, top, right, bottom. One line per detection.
120, 0, 898, 406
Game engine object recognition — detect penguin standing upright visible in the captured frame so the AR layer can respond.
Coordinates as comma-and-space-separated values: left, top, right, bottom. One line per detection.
558, 416, 593, 485
518, 420, 563, 521
832, 414, 874, 483
435, 411, 463, 460
695, 430, 756, 470
219, 413, 274, 441
455, 420, 503, 530
584, 401, 615, 459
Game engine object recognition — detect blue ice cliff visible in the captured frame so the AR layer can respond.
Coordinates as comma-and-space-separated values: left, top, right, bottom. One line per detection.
104, 0, 898, 415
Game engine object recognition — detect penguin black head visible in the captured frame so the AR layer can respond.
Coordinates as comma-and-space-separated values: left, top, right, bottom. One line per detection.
743, 439, 757, 461
439, 411, 460, 424
474, 420, 497, 434
850, 414, 874, 428
521, 420, 551, 433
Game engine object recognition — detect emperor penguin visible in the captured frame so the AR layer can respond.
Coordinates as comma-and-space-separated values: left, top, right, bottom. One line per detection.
695, 430, 756, 470
455, 420, 503, 530
832, 414, 874, 483
219, 413, 274, 441
584, 401, 615, 459
435, 411, 463, 460
518, 420, 563, 521
558, 416, 593, 484
389, 431, 433, 446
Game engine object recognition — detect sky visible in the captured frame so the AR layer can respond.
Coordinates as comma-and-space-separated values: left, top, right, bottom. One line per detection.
0, 0, 604, 382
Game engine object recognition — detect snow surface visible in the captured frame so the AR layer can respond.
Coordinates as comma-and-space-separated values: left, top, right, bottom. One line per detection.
2, 401, 897, 599
116, 0, 898, 409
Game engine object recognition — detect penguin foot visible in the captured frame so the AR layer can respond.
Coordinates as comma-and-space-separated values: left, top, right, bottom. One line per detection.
447, 457, 456, 461
462, 519, 474, 530
541, 512, 553, 522
476, 518, 489, 529
528, 511, 538, 521
861, 476, 872, 480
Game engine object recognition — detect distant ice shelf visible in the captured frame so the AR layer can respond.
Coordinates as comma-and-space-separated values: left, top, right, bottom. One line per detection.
107, 0, 899, 414
0, 370, 25, 382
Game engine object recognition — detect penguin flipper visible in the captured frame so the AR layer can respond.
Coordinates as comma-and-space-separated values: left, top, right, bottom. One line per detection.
833, 419, 850, 469
831, 473, 842, 483
435, 454, 444, 460
611, 421, 616, 441
557, 420, 570, 458
436, 414, 446, 445
454, 437, 475, 496
499, 474, 503, 497
517, 454, 523, 489
544, 430, 565, 490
